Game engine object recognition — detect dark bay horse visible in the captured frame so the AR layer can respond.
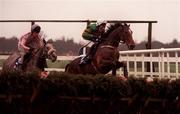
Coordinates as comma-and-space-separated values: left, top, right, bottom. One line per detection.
65, 23, 135, 77
2, 42, 57, 74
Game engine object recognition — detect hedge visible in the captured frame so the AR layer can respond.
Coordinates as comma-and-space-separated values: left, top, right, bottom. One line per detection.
0, 70, 179, 114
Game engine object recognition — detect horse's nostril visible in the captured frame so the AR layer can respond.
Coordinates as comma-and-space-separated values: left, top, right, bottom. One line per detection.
51, 53, 57, 62
52, 57, 57, 62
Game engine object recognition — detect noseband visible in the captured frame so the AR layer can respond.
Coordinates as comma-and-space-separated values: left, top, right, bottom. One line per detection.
119, 26, 133, 44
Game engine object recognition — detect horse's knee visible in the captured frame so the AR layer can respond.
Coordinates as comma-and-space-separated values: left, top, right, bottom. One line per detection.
116, 61, 126, 68
121, 61, 127, 66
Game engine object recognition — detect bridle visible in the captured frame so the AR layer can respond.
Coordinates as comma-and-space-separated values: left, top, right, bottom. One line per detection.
118, 25, 134, 50
30, 44, 55, 60
101, 25, 132, 48
30, 46, 47, 59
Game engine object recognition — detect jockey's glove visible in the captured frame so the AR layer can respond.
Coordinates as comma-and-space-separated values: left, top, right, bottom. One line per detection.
91, 37, 98, 42
29, 47, 35, 52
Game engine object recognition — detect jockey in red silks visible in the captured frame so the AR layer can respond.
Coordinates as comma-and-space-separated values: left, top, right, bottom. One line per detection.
17, 24, 44, 68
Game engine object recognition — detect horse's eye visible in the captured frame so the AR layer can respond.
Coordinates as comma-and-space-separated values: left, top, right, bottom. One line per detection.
130, 30, 133, 34
125, 31, 129, 34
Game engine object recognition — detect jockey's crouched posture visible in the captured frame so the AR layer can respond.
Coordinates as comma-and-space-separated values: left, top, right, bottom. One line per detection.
17, 24, 44, 69
79, 20, 107, 66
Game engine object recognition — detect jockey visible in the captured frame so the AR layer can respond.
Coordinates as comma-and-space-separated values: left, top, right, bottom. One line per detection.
79, 20, 107, 65
17, 24, 44, 68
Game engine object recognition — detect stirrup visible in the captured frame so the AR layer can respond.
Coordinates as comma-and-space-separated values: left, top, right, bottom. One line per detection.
79, 59, 87, 65
14, 62, 22, 69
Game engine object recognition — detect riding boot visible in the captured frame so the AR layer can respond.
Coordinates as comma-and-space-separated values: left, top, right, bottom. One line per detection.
14, 56, 22, 70
79, 43, 99, 66
79, 55, 91, 66
21, 63, 26, 71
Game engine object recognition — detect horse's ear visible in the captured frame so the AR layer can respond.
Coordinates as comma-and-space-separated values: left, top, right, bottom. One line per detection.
43, 39, 47, 45
124, 23, 127, 26
123, 23, 130, 27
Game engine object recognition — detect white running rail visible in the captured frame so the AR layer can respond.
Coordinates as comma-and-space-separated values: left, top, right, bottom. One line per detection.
119, 48, 180, 79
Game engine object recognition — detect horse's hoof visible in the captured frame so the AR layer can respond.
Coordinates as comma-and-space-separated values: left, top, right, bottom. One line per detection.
117, 75, 127, 81
40, 71, 49, 78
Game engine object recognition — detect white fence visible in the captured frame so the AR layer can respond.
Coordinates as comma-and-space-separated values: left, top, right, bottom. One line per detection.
0, 48, 180, 78
119, 48, 180, 79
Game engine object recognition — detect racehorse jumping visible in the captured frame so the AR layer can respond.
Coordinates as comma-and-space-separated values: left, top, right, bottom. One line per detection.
65, 23, 135, 77
2, 41, 57, 76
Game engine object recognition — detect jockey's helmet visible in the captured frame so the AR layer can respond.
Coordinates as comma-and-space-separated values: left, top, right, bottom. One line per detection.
31, 24, 41, 33
96, 20, 107, 26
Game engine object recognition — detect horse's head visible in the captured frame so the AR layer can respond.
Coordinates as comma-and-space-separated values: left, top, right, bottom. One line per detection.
103, 23, 135, 50
33, 43, 57, 62
26, 42, 57, 71
118, 23, 135, 50
45, 43, 57, 62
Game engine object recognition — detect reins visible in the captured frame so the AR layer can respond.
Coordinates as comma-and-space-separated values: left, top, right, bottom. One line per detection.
24, 46, 46, 64
32, 47, 48, 59
23, 48, 41, 64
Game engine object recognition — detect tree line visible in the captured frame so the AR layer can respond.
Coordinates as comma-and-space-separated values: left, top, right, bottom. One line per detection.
0, 36, 179, 55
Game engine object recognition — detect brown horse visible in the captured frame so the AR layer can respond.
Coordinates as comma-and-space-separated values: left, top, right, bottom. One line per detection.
65, 23, 135, 77
2, 41, 57, 73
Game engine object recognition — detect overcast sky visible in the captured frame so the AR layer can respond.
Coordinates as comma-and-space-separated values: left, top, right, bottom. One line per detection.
0, 0, 180, 43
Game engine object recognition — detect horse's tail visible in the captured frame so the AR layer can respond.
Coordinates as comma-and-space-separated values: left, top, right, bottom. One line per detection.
65, 63, 70, 72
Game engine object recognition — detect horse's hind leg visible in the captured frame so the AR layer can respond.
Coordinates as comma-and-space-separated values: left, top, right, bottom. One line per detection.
65, 64, 69, 72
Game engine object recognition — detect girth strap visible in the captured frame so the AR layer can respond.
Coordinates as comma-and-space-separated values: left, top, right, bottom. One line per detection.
100, 45, 115, 49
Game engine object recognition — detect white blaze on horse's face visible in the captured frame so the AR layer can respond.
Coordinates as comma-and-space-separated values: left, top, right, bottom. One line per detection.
122, 24, 135, 50
48, 50, 57, 62
46, 43, 57, 62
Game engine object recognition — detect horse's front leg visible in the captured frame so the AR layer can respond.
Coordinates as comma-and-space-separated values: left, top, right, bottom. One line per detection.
116, 61, 128, 78
112, 66, 116, 76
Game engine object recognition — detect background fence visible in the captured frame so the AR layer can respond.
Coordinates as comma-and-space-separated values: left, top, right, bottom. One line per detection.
1, 48, 180, 79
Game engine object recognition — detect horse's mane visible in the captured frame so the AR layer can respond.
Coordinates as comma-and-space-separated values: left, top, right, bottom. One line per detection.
102, 23, 122, 38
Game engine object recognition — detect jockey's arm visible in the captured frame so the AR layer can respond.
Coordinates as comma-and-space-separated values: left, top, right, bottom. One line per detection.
82, 30, 94, 41
82, 25, 97, 41
20, 38, 30, 51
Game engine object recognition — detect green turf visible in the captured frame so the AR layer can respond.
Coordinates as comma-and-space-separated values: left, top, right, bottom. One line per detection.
0, 59, 70, 69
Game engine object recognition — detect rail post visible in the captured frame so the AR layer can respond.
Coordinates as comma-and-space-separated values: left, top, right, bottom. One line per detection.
146, 22, 153, 73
